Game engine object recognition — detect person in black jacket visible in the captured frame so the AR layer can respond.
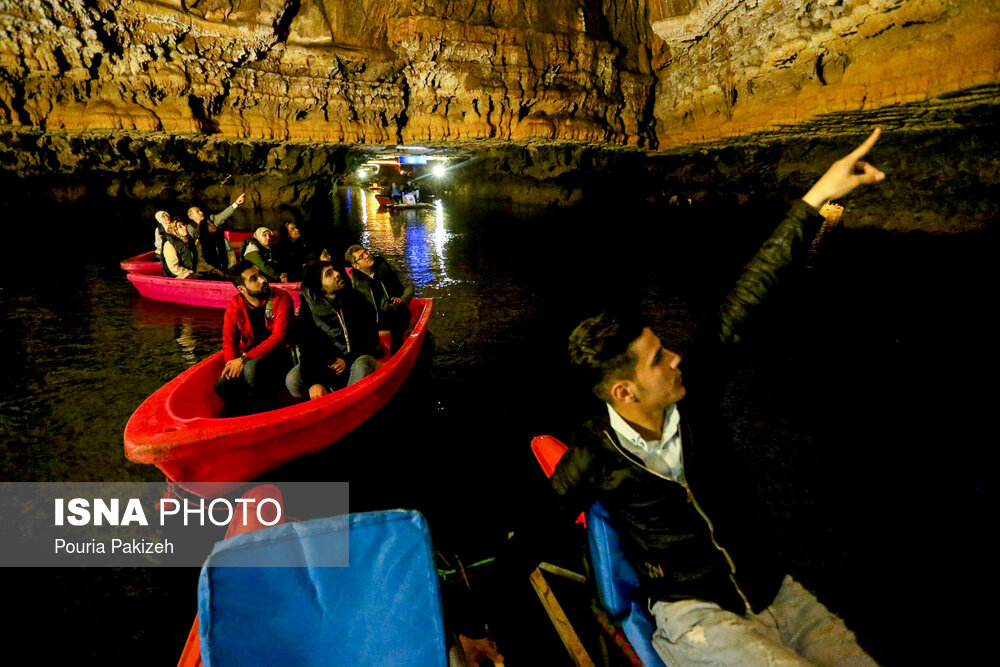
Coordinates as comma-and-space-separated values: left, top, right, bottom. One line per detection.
160, 220, 225, 280
554, 130, 886, 666
345, 245, 414, 351
277, 221, 324, 281
286, 260, 379, 400
189, 192, 245, 272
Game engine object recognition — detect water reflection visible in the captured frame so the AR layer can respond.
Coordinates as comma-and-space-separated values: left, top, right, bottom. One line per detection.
1, 186, 992, 665
338, 188, 458, 289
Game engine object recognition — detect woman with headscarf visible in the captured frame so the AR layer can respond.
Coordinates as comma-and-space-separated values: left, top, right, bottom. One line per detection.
162, 221, 226, 280
240, 227, 288, 283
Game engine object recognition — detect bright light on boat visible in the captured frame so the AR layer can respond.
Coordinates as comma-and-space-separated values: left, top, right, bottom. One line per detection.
433, 165, 446, 177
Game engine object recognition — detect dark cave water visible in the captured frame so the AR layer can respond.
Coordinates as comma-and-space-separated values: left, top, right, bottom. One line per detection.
0, 184, 993, 665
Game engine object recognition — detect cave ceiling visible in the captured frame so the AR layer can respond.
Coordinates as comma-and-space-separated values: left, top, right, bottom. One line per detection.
0, 0, 996, 151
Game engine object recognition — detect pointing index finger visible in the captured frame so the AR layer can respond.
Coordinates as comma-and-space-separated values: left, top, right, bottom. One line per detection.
847, 127, 881, 161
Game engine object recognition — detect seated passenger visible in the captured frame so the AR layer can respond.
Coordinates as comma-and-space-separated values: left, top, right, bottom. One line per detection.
161, 221, 225, 280
547, 130, 886, 667
240, 227, 288, 283
153, 210, 172, 256
215, 260, 295, 414
399, 181, 418, 205
286, 260, 379, 401
188, 192, 246, 272
277, 221, 320, 282
345, 244, 414, 351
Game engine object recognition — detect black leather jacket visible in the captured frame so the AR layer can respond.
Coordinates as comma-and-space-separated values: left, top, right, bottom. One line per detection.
298, 285, 379, 370
551, 200, 825, 614
350, 256, 414, 322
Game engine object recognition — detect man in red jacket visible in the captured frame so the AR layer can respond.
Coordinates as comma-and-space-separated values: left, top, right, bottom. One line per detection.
214, 260, 295, 414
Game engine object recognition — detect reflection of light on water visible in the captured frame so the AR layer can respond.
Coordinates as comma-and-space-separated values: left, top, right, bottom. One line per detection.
406, 225, 433, 288
359, 188, 370, 248
352, 190, 458, 290
175, 321, 198, 362
433, 200, 453, 286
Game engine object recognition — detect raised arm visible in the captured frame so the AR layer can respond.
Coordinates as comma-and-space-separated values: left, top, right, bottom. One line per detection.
718, 129, 885, 345
802, 128, 884, 210
211, 192, 246, 227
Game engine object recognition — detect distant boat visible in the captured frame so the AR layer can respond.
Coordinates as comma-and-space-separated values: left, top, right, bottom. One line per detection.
124, 298, 433, 496
374, 194, 434, 210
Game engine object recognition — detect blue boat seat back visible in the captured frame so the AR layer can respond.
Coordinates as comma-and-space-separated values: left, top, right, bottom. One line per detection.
586, 501, 642, 615
198, 510, 446, 667
586, 501, 667, 667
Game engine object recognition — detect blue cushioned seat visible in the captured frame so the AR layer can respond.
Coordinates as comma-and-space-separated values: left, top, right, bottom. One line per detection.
587, 501, 667, 667
197, 510, 446, 667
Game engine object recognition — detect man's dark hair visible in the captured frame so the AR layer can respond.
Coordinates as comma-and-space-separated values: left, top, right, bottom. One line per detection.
302, 259, 336, 295
228, 260, 257, 288
568, 312, 647, 402
344, 244, 365, 265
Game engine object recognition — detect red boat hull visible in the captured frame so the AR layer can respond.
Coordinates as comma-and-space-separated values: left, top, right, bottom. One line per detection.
124, 298, 433, 494
125, 272, 302, 309
120, 250, 162, 273
223, 230, 253, 247
122, 232, 251, 274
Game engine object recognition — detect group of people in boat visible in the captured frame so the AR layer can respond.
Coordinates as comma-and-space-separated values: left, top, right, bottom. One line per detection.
144, 130, 892, 666
214, 244, 414, 415
153, 194, 323, 283
389, 181, 420, 205
150, 192, 415, 414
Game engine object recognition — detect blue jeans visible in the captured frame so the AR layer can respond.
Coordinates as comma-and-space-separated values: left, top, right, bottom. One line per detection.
651, 575, 877, 667
285, 356, 377, 398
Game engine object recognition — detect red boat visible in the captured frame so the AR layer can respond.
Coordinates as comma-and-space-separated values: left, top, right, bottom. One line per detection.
121, 229, 302, 309
125, 271, 302, 309
120, 231, 253, 274
124, 298, 433, 495
375, 194, 434, 210
120, 250, 161, 273
223, 230, 253, 249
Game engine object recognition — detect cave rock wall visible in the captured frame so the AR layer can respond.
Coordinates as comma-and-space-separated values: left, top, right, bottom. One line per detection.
649, 0, 1000, 146
0, 0, 657, 145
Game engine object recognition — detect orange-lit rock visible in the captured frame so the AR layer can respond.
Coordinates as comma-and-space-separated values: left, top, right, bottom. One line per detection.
0, 0, 656, 145
650, 0, 999, 147
1, 0, 996, 148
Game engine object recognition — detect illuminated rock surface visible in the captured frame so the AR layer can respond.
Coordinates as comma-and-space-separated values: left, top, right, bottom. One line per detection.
0, 1, 997, 229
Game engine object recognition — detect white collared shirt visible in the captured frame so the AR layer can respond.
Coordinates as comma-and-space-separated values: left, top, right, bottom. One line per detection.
607, 403, 685, 483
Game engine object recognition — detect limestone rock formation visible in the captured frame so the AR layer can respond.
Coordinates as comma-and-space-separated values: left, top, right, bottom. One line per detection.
0, 0, 658, 145
648, 0, 1000, 147
0, 1, 997, 231
1, 0, 997, 147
